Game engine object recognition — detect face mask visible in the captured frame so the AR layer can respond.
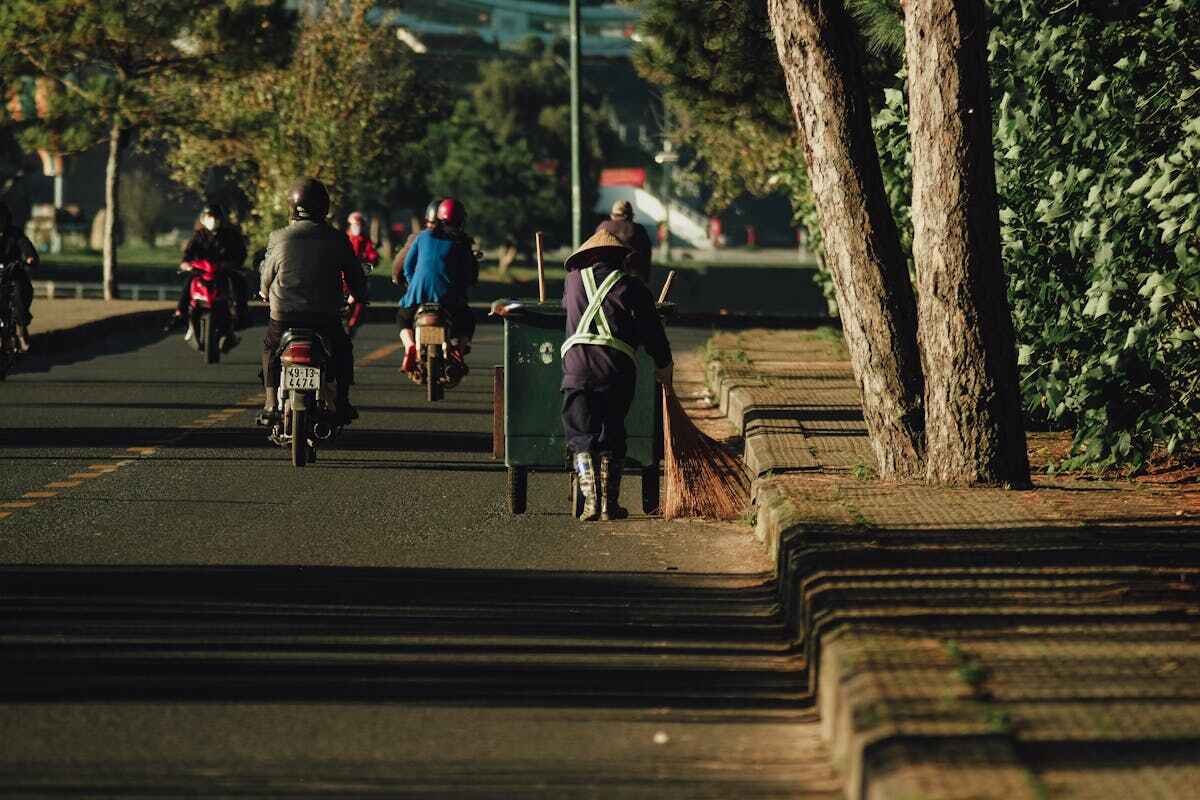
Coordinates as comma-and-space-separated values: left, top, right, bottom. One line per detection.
349, 223, 363, 236
201, 216, 218, 232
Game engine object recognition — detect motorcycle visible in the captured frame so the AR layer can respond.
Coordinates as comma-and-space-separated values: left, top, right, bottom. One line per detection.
341, 261, 373, 339
0, 260, 21, 379
411, 303, 468, 403
267, 328, 343, 467
183, 259, 237, 364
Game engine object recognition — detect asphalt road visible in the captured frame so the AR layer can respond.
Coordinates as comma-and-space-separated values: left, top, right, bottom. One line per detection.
1, 319, 766, 573
0, 320, 838, 797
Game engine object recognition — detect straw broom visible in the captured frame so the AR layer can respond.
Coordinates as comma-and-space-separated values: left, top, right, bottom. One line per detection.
656, 271, 751, 520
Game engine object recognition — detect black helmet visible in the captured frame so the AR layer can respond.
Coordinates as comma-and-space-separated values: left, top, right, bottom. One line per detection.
288, 177, 330, 221
201, 202, 226, 220
424, 199, 442, 225
0, 201, 10, 228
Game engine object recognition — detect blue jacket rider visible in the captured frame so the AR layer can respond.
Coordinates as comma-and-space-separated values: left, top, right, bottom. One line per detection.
397, 196, 476, 374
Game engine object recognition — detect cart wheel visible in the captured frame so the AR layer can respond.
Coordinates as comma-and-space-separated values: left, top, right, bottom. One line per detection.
508, 466, 528, 514
641, 464, 661, 515
570, 472, 584, 518
308, 444, 317, 463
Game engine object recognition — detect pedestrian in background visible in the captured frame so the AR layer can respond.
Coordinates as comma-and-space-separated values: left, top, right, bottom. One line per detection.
595, 200, 652, 284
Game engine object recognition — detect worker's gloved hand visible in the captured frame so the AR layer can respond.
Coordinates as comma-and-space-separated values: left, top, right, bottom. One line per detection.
655, 364, 674, 390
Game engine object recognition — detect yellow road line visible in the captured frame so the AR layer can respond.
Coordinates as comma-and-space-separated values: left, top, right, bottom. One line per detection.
46, 481, 81, 489
127, 447, 157, 455
360, 341, 405, 366
23, 492, 57, 499
68, 472, 106, 480
0, 512, 10, 520
88, 464, 121, 470
1, 502, 37, 509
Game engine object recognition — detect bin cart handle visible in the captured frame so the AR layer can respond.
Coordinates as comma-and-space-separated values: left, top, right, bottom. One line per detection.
535, 231, 546, 303
657, 270, 677, 304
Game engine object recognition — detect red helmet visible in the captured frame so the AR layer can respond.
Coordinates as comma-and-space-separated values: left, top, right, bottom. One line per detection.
436, 197, 465, 227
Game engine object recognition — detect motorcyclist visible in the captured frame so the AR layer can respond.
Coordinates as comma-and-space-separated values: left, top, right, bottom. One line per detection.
165, 203, 250, 338
397, 197, 477, 375
391, 199, 440, 286
342, 211, 378, 336
345, 211, 379, 268
0, 201, 39, 352
257, 178, 366, 427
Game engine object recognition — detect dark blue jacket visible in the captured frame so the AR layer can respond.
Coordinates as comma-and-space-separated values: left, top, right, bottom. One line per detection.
561, 259, 672, 391
400, 228, 474, 308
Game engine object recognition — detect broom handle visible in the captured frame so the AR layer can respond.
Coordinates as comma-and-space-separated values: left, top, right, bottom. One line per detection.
657, 269, 676, 304
535, 231, 546, 303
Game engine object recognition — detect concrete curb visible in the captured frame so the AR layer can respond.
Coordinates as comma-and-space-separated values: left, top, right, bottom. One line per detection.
707, 358, 1044, 800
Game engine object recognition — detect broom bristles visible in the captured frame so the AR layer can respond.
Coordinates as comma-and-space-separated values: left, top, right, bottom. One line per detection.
662, 388, 751, 521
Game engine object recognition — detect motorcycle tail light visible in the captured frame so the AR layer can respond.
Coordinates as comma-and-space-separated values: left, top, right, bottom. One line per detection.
282, 343, 313, 365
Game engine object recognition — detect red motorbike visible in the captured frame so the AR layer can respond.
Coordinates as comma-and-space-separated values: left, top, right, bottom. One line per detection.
183, 259, 237, 364
341, 261, 372, 339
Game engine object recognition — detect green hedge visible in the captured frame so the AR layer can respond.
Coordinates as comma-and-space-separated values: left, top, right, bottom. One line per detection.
870, 0, 1200, 471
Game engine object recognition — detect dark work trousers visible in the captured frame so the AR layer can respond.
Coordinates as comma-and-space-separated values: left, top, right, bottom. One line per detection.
12, 266, 33, 324
261, 314, 354, 389
561, 378, 637, 460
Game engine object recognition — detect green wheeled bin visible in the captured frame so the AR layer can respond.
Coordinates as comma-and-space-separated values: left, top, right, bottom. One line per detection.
495, 300, 665, 515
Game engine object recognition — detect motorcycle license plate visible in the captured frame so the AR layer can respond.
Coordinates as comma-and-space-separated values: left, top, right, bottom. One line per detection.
417, 326, 445, 346
284, 366, 321, 390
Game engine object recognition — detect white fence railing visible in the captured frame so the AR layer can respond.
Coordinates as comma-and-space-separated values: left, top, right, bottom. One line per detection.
33, 281, 178, 301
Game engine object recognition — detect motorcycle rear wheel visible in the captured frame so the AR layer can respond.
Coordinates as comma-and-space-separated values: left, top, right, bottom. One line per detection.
427, 348, 444, 402
291, 408, 307, 467
204, 314, 220, 364
0, 334, 13, 380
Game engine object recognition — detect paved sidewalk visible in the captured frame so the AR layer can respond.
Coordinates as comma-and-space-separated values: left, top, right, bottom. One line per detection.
28, 299, 177, 338
705, 328, 1200, 800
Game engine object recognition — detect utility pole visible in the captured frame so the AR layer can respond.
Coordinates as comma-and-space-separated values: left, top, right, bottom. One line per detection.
569, 0, 582, 249
654, 109, 677, 263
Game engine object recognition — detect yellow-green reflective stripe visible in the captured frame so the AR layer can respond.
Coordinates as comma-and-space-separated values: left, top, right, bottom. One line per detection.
561, 267, 637, 359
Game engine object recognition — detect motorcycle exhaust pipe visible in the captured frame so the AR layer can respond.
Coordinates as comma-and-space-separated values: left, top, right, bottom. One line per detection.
312, 422, 334, 441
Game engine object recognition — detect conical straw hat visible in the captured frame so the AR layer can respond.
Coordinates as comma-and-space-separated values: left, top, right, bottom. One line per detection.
564, 229, 633, 271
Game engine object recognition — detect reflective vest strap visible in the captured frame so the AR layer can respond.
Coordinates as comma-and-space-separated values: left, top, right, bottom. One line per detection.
561, 267, 637, 360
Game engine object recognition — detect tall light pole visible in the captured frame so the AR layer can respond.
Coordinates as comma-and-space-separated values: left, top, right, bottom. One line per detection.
569, 0, 582, 249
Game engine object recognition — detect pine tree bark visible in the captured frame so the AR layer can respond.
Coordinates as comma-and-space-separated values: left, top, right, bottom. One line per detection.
102, 119, 123, 302
767, 0, 925, 479
904, 0, 1031, 486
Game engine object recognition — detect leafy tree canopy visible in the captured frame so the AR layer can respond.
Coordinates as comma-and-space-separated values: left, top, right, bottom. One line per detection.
160, 0, 440, 247
424, 36, 620, 249
0, 0, 295, 147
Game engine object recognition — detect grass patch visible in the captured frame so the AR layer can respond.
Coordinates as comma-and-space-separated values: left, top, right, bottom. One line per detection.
851, 461, 877, 481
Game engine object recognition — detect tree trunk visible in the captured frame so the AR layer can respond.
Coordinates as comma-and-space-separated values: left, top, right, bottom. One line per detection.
102, 120, 123, 301
767, 0, 926, 479
904, 0, 1030, 486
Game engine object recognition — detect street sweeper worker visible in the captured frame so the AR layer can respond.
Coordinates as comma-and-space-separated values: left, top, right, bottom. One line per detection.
559, 229, 673, 522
